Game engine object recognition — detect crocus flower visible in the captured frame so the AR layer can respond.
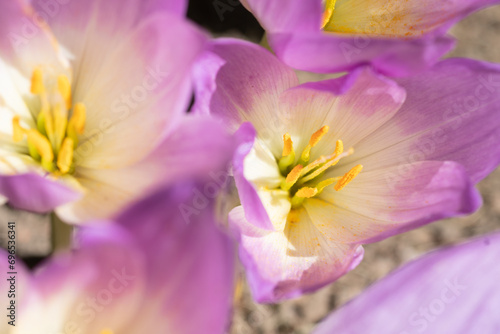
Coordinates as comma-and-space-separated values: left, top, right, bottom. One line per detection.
194, 39, 500, 302
313, 232, 500, 334
0, 181, 234, 334
240, 0, 500, 76
0, 0, 235, 224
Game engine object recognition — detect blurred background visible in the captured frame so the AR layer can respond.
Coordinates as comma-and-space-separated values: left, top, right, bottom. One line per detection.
1, 1, 500, 333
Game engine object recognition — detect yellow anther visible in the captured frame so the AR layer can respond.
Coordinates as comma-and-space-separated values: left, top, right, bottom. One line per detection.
27, 130, 54, 171
67, 103, 86, 147
53, 104, 68, 150
309, 125, 329, 147
334, 164, 363, 191
300, 125, 329, 164
69, 103, 86, 134
57, 138, 74, 174
57, 75, 72, 110
295, 187, 318, 198
334, 139, 343, 157
30, 68, 45, 94
282, 133, 293, 157
322, 0, 336, 29
12, 116, 28, 142
281, 164, 304, 191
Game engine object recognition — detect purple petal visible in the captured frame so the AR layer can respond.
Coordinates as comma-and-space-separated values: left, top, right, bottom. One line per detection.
313, 232, 500, 334
347, 58, 500, 184
271, 32, 455, 77
116, 182, 235, 334
0, 173, 81, 213
231, 122, 275, 230
318, 161, 482, 244
242, 0, 322, 33
193, 38, 298, 132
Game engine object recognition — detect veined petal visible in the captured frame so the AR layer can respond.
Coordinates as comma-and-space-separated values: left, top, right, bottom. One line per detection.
318, 161, 481, 243
230, 205, 364, 302
313, 232, 500, 334
0, 172, 82, 213
342, 58, 500, 183
72, 13, 206, 169
275, 67, 406, 159
193, 38, 298, 137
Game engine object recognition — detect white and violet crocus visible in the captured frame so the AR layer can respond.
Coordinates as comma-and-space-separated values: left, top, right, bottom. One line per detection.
194, 39, 500, 302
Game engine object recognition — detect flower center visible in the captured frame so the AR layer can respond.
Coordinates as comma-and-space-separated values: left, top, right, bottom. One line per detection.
100, 330, 114, 334
278, 125, 362, 208
321, 0, 336, 29
12, 68, 86, 175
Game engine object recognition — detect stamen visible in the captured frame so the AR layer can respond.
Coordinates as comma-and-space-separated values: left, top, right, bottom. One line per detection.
299, 147, 353, 184
299, 125, 329, 165
12, 116, 28, 142
57, 75, 72, 110
27, 130, 54, 171
279, 133, 296, 174
57, 138, 74, 174
67, 103, 86, 147
334, 164, 363, 191
291, 187, 318, 208
53, 104, 68, 151
316, 177, 340, 193
281, 164, 303, 191
295, 187, 318, 198
282, 133, 293, 157
30, 68, 45, 94
321, 0, 336, 29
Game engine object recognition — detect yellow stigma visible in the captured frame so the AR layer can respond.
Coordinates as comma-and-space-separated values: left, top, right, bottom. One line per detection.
57, 138, 74, 174
300, 125, 329, 164
12, 68, 86, 176
57, 75, 72, 110
278, 126, 362, 208
30, 68, 45, 94
334, 165, 363, 191
322, 0, 336, 29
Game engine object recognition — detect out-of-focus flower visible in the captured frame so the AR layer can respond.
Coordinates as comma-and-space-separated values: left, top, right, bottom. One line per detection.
313, 232, 500, 334
0, 181, 235, 334
240, 0, 500, 76
0, 0, 235, 224
194, 39, 500, 302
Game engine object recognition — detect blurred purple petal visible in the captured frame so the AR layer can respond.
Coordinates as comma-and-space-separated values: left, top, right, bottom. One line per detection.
0, 173, 81, 213
314, 232, 500, 334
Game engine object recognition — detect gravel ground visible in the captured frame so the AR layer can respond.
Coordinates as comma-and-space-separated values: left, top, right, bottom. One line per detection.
0, 4, 499, 334
230, 6, 500, 334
